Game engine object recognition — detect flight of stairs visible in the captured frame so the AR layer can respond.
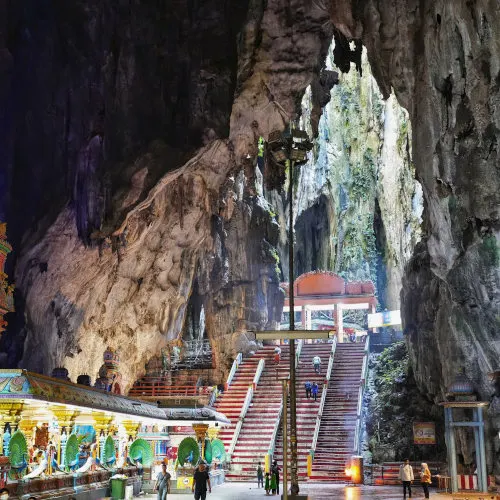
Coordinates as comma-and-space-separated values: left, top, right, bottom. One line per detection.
274, 343, 333, 480
214, 352, 263, 457
309, 343, 365, 482
226, 345, 290, 481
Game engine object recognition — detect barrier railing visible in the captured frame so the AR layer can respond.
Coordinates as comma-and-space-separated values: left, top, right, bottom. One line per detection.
353, 337, 370, 454
253, 359, 265, 389
226, 352, 243, 390
228, 385, 253, 459
309, 337, 337, 466
128, 384, 207, 397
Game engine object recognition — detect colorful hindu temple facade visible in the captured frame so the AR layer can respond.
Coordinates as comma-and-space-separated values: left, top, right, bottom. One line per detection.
0, 223, 14, 335
0, 370, 230, 498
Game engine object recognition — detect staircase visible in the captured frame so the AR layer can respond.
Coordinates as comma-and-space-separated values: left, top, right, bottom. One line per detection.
214, 352, 262, 456
274, 343, 333, 480
309, 343, 366, 482
226, 345, 290, 481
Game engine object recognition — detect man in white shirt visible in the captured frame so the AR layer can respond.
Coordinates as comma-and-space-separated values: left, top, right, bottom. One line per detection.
312, 356, 321, 374
398, 459, 414, 498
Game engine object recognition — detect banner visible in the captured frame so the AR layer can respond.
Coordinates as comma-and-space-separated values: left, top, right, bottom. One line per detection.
413, 422, 436, 444
367, 310, 402, 328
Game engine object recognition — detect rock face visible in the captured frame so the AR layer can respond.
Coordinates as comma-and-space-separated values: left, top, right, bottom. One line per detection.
1, 1, 500, 468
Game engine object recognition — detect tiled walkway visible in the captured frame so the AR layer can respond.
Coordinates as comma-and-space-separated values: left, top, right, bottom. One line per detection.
144, 482, 441, 499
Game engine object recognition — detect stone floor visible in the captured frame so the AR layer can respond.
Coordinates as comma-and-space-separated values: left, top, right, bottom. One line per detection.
144, 482, 443, 499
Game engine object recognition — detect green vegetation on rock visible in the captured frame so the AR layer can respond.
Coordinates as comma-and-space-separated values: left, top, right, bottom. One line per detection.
365, 342, 445, 463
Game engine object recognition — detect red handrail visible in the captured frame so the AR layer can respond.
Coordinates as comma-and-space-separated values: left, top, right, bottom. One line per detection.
128, 383, 211, 397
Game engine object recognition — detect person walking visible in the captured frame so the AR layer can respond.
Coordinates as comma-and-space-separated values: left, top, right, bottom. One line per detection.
311, 382, 319, 402
312, 355, 321, 374
304, 381, 312, 399
257, 462, 264, 488
192, 462, 211, 500
271, 460, 281, 495
153, 463, 171, 500
420, 462, 432, 498
398, 459, 414, 499
265, 472, 271, 495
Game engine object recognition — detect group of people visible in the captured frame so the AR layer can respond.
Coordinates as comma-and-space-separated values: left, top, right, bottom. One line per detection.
154, 461, 211, 500
398, 459, 432, 499
257, 460, 281, 495
304, 380, 320, 401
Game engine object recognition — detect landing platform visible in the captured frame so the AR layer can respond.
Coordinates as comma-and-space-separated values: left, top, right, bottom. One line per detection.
144, 482, 468, 499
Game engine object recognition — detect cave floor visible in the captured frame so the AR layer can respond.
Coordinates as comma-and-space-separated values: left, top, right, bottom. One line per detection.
144, 483, 443, 498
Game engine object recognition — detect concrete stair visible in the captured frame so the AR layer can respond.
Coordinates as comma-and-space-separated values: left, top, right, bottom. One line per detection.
214, 352, 263, 458
226, 345, 290, 481
274, 343, 333, 480
309, 343, 365, 482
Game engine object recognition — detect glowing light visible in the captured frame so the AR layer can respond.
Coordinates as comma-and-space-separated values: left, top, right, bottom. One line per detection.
345, 467, 352, 476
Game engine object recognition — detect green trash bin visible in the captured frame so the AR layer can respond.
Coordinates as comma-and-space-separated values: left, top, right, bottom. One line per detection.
111, 477, 127, 499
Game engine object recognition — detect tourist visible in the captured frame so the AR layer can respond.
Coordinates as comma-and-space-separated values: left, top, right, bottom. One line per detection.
154, 463, 171, 500
311, 381, 319, 401
257, 461, 264, 488
398, 459, 414, 499
0, 489, 9, 500
420, 462, 432, 498
192, 461, 211, 500
265, 471, 271, 495
312, 355, 321, 374
304, 380, 312, 399
271, 460, 281, 494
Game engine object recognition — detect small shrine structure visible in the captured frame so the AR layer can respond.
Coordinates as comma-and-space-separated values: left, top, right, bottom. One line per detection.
0, 223, 15, 334
281, 271, 377, 342
439, 372, 491, 494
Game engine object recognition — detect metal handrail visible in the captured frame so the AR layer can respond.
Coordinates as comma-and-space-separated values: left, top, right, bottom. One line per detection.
295, 339, 303, 367
354, 337, 370, 453
310, 337, 337, 458
267, 399, 283, 457
226, 352, 243, 389
253, 358, 265, 389
228, 385, 253, 458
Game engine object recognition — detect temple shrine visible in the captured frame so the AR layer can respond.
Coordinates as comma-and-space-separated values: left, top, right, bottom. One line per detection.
0, 223, 14, 335
281, 271, 377, 342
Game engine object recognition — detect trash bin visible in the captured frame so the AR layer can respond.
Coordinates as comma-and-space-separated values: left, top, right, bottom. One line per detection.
111, 477, 127, 499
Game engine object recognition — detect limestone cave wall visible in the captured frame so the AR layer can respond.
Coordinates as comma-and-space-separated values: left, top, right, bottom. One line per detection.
0, 3, 499, 470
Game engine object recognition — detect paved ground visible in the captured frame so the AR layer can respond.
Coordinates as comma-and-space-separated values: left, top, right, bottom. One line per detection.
144, 482, 442, 499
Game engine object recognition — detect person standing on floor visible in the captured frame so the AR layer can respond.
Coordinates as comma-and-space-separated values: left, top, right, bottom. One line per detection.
153, 463, 171, 500
304, 380, 312, 399
265, 472, 271, 495
256, 461, 264, 488
311, 381, 319, 401
398, 459, 414, 499
271, 460, 281, 495
192, 462, 211, 500
420, 462, 432, 498
312, 355, 321, 374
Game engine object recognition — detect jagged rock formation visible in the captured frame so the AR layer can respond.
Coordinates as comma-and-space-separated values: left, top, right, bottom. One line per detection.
1, 2, 499, 471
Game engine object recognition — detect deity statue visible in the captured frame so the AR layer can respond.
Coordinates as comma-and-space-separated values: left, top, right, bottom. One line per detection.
94, 347, 122, 394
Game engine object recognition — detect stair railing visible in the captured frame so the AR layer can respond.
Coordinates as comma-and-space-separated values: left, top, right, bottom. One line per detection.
308, 337, 338, 474
227, 384, 253, 460
295, 339, 303, 367
225, 352, 243, 390
353, 337, 370, 454
253, 358, 265, 389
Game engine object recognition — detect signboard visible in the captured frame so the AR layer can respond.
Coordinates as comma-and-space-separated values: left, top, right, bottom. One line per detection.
367, 310, 402, 328
253, 330, 334, 340
413, 422, 436, 444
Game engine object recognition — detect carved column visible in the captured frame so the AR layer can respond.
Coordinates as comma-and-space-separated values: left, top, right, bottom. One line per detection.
192, 424, 209, 462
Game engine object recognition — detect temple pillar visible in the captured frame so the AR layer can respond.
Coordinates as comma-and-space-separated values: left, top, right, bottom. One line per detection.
207, 427, 219, 441
0, 403, 23, 455
93, 412, 114, 459
192, 424, 209, 462
121, 420, 140, 441
335, 304, 344, 343
52, 407, 79, 465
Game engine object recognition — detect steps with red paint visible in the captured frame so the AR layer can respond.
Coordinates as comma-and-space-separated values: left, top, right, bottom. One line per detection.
226, 345, 290, 481
274, 343, 334, 480
309, 343, 365, 482
214, 352, 264, 455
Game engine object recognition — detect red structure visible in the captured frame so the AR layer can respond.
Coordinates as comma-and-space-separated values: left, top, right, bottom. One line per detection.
0, 223, 14, 334
281, 271, 377, 342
